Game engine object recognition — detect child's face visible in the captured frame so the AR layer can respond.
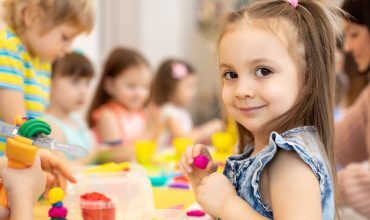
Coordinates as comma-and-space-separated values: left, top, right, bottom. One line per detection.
23, 22, 80, 62
51, 75, 92, 112
106, 65, 152, 111
219, 25, 300, 134
171, 75, 197, 107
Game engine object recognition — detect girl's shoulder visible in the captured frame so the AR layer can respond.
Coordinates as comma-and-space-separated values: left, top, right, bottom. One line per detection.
161, 103, 189, 118
93, 101, 145, 123
269, 126, 327, 166
224, 126, 334, 219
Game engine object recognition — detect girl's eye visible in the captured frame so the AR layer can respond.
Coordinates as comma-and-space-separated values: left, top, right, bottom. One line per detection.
62, 34, 70, 42
255, 67, 272, 78
349, 32, 358, 39
223, 71, 238, 80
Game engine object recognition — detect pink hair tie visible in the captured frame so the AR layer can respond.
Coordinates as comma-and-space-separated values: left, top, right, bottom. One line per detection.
287, 0, 298, 8
171, 63, 188, 79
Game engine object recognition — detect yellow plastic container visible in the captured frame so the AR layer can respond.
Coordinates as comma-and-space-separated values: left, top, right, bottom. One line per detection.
134, 140, 156, 165
211, 132, 233, 153
173, 137, 194, 160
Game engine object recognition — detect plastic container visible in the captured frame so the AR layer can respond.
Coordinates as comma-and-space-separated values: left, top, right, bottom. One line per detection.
71, 164, 155, 220
173, 138, 194, 160
134, 140, 156, 165
211, 132, 233, 153
80, 195, 115, 220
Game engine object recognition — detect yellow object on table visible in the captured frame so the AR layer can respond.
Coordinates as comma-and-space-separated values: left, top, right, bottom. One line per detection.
84, 162, 130, 173
173, 137, 194, 160
135, 140, 157, 165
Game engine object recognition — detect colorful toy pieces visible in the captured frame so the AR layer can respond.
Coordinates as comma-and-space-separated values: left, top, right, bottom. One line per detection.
0, 116, 89, 208
48, 187, 68, 220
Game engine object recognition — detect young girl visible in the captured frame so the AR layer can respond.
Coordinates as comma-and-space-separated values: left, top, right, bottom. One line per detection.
0, 0, 93, 197
87, 47, 158, 162
151, 59, 223, 150
45, 52, 95, 163
180, 0, 342, 219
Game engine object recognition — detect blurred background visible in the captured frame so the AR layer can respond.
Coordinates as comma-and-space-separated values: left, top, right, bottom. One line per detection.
0, 0, 258, 124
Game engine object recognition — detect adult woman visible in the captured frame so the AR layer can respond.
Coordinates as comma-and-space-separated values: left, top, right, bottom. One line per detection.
335, 0, 370, 217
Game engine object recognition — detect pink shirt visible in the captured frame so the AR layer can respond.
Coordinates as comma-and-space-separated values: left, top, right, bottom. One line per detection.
92, 102, 146, 146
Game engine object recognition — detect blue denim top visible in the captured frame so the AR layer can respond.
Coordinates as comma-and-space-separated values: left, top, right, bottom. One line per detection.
223, 126, 334, 219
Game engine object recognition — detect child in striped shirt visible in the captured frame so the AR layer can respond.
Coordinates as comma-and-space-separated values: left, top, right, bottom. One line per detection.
0, 1, 94, 219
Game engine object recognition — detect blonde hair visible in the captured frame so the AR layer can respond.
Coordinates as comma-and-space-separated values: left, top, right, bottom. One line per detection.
219, 0, 343, 214
2, 0, 94, 34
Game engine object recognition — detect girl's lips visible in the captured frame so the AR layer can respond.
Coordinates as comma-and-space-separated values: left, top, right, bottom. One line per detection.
237, 105, 266, 115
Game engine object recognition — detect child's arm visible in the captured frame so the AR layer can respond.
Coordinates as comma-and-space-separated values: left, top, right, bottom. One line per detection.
195, 173, 269, 220
195, 150, 322, 220
95, 109, 135, 161
1, 156, 46, 220
266, 150, 322, 219
0, 89, 26, 123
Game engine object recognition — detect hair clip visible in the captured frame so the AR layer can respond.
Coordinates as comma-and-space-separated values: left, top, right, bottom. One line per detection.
171, 63, 188, 79
287, 0, 298, 8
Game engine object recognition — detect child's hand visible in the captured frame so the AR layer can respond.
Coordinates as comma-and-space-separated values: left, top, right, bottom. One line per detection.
195, 172, 237, 217
179, 144, 218, 189
38, 149, 77, 195
1, 156, 46, 205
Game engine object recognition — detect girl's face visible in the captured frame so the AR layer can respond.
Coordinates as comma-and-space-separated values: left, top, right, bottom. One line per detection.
51, 75, 92, 112
23, 22, 79, 62
105, 65, 152, 111
343, 21, 370, 72
170, 75, 197, 107
219, 25, 300, 134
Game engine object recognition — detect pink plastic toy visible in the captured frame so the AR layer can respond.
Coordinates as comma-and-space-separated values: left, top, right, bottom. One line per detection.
193, 155, 209, 169
187, 209, 206, 217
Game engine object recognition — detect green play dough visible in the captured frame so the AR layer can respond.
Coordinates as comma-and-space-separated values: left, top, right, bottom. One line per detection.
18, 119, 51, 138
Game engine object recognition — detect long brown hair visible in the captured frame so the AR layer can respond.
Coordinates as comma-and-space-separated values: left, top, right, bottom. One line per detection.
150, 59, 194, 105
219, 0, 342, 213
87, 47, 149, 127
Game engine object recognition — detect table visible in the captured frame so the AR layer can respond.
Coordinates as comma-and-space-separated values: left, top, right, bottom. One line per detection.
34, 186, 195, 219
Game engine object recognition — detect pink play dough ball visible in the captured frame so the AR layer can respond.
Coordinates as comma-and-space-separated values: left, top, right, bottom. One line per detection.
48, 206, 68, 218
193, 155, 209, 169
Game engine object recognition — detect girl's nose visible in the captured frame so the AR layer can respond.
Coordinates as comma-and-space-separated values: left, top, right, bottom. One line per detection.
343, 39, 351, 53
235, 78, 255, 99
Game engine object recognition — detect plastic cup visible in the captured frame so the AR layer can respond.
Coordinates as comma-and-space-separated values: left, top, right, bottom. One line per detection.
172, 138, 194, 160
134, 140, 156, 165
148, 209, 188, 220
80, 199, 116, 220
211, 132, 233, 153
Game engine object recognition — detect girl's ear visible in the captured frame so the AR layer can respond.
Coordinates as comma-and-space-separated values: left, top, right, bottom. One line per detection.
103, 77, 114, 96
23, 5, 43, 28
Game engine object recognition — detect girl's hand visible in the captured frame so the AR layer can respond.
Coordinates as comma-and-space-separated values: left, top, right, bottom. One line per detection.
196, 172, 237, 217
179, 144, 218, 190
